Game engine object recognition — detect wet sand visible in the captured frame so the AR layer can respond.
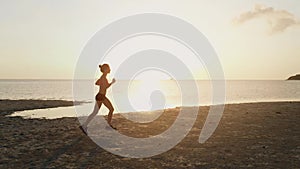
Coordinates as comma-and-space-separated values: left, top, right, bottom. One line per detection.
0, 100, 299, 168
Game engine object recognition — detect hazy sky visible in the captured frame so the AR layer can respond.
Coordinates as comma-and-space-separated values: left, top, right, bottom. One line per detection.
0, 0, 299, 80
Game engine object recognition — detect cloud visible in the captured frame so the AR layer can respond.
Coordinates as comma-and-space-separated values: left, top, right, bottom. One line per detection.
233, 4, 300, 34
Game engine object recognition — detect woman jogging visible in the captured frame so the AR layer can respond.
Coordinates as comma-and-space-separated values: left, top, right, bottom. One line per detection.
80, 64, 116, 134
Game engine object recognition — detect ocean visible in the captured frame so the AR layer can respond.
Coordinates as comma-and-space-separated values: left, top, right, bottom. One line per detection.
1, 79, 299, 118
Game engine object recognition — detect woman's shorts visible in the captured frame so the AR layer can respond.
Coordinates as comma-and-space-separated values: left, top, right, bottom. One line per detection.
95, 93, 107, 101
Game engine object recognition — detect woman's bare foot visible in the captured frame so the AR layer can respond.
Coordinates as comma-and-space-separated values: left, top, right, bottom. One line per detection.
109, 124, 117, 130
79, 125, 88, 135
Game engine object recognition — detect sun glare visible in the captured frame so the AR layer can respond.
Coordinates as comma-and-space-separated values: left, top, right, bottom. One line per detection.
126, 70, 171, 111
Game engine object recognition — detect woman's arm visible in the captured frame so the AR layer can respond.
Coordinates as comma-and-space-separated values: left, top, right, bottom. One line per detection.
106, 78, 116, 88
96, 78, 115, 88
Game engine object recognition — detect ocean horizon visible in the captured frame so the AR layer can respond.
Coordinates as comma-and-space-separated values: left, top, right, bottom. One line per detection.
1, 79, 299, 103
2, 79, 300, 118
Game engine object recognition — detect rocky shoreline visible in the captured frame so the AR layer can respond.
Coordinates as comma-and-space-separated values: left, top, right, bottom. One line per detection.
287, 74, 300, 80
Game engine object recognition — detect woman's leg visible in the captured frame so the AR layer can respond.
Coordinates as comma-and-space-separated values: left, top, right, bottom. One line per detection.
102, 98, 114, 125
82, 101, 102, 127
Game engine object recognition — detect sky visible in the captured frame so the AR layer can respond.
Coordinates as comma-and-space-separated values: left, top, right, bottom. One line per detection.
0, 0, 299, 80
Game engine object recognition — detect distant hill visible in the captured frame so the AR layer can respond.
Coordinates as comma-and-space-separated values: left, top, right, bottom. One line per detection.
287, 74, 300, 80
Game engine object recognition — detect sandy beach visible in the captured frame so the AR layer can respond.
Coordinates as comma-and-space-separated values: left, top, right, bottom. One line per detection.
0, 100, 299, 168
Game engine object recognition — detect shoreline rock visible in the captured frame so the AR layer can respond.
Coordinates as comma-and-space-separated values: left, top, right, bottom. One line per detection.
287, 74, 300, 80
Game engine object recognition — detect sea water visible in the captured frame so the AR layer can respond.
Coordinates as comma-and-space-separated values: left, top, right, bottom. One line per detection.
1, 79, 299, 118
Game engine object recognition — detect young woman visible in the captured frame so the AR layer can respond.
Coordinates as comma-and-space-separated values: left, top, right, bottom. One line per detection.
80, 64, 116, 134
